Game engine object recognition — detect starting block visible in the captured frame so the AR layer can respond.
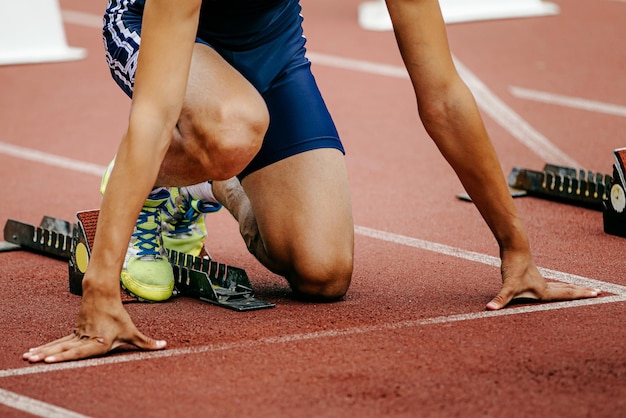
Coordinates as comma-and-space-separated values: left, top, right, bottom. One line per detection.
168, 250, 273, 311
3, 209, 274, 311
456, 148, 626, 238
507, 163, 612, 211
603, 148, 626, 238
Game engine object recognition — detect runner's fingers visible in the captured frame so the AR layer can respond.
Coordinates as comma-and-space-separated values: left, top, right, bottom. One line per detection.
23, 333, 78, 355
539, 282, 600, 302
23, 334, 81, 361
39, 339, 111, 363
489, 282, 600, 310
486, 285, 518, 310
121, 331, 167, 352
23, 334, 108, 363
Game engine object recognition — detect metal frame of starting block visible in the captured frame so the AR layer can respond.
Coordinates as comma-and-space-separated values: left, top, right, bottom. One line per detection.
603, 148, 626, 238
503, 149, 626, 238
507, 164, 612, 211
3, 209, 274, 311
455, 148, 626, 238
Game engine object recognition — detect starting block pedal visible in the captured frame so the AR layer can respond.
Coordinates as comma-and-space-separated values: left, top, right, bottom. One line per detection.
68, 210, 98, 296
603, 148, 626, 238
4, 209, 274, 310
507, 164, 612, 210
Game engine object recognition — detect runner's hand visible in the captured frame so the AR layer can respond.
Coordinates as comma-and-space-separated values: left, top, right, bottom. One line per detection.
486, 250, 600, 310
22, 292, 165, 363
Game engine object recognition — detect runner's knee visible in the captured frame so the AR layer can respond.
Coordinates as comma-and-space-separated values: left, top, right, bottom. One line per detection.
199, 102, 267, 179
288, 250, 353, 301
179, 98, 268, 179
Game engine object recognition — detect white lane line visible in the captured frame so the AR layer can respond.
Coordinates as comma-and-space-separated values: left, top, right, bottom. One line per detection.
307, 52, 581, 168
2, 293, 624, 380
451, 58, 580, 167
354, 225, 626, 294
0, 388, 90, 418
0, 142, 106, 177
306, 52, 409, 79
510, 86, 626, 118
61, 10, 580, 169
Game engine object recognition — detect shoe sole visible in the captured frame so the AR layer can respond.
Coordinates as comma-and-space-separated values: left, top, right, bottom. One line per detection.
120, 271, 174, 302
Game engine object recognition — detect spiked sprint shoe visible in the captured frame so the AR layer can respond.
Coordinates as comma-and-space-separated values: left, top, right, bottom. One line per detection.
162, 184, 222, 257
120, 188, 175, 301
100, 160, 175, 301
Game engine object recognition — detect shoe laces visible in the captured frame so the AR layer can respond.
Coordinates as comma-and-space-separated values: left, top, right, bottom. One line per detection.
165, 188, 221, 235
167, 197, 202, 235
132, 188, 170, 257
133, 206, 162, 257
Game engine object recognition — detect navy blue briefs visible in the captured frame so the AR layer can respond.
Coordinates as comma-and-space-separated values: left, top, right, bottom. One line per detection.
103, 0, 344, 178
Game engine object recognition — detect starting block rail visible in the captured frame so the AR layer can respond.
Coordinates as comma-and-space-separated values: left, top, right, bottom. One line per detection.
3, 216, 73, 259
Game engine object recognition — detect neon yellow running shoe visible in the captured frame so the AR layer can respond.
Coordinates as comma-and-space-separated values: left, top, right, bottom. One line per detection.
120, 188, 174, 302
100, 159, 174, 302
162, 185, 222, 257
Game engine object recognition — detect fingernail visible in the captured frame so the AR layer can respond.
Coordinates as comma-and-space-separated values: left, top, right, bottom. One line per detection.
156, 340, 166, 349
486, 302, 499, 310
44, 356, 55, 363
28, 355, 39, 362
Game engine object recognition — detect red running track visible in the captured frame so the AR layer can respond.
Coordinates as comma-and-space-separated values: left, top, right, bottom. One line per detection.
0, 0, 624, 416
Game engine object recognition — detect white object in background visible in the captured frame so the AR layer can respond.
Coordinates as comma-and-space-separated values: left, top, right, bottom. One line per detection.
358, 0, 560, 31
0, 0, 86, 65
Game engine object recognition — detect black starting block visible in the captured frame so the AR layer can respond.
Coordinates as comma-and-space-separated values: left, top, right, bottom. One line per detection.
603, 148, 626, 238
507, 164, 612, 210
169, 250, 274, 311
456, 148, 626, 238
3, 209, 274, 311
506, 151, 626, 238
3, 216, 73, 259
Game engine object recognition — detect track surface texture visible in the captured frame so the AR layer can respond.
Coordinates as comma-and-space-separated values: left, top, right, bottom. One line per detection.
0, 0, 624, 417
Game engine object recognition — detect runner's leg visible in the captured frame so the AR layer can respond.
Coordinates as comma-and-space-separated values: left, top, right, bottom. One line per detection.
215, 149, 354, 301
156, 43, 269, 186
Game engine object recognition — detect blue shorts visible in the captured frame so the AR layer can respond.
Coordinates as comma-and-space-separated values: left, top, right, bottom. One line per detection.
102, 0, 344, 178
